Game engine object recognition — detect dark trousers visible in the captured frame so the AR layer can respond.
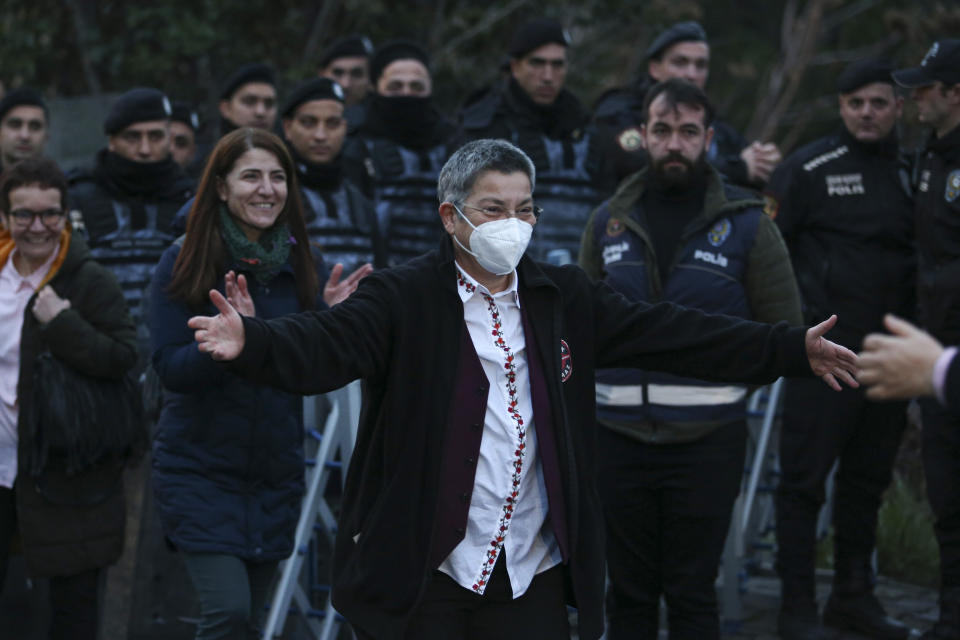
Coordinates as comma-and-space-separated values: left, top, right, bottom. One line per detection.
775, 378, 906, 604
181, 552, 279, 640
0, 485, 14, 592
921, 398, 960, 589
354, 553, 570, 640
1, 483, 101, 640
598, 421, 747, 640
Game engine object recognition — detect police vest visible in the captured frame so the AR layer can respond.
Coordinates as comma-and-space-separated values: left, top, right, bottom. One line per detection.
505, 130, 602, 266
300, 180, 383, 273
591, 203, 761, 441
68, 179, 190, 352
361, 138, 448, 267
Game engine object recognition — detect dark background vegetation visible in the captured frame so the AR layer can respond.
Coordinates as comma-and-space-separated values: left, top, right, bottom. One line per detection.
3, 0, 960, 152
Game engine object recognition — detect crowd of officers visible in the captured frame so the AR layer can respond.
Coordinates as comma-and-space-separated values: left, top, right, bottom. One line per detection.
1, 13, 960, 640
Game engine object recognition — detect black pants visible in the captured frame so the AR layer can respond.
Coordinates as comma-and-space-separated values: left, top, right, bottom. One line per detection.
353, 553, 569, 640
775, 377, 906, 604
921, 397, 960, 590
0, 483, 101, 640
0, 485, 15, 592
598, 421, 746, 640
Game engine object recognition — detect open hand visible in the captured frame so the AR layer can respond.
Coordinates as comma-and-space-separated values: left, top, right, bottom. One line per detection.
859, 314, 944, 400
188, 289, 245, 361
741, 141, 782, 184
32, 285, 71, 324
225, 270, 255, 317
805, 315, 859, 391
323, 262, 373, 307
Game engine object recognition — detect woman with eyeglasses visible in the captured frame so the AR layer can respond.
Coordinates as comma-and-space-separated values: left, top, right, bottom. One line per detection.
0, 157, 138, 640
148, 127, 370, 639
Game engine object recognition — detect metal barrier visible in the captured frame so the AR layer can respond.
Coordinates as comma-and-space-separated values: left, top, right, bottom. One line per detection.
263, 381, 362, 639
720, 379, 836, 631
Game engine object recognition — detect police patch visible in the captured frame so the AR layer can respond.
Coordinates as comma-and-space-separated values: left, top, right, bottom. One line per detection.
946, 170, 960, 203
560, 339, 572, 382
707, 218, 732, 247
606, 218, 625, 237
617, 127, 643, 152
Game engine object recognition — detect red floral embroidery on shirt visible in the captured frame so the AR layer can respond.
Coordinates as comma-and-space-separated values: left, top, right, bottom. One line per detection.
457, 270, 527, 594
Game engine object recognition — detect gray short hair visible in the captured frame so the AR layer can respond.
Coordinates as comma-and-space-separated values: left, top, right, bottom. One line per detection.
437, 139, 536, 204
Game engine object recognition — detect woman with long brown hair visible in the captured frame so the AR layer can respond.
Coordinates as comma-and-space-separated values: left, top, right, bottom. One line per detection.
148, 127, 370, 639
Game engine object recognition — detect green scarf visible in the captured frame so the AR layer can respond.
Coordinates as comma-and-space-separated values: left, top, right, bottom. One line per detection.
218, 204, 292, 285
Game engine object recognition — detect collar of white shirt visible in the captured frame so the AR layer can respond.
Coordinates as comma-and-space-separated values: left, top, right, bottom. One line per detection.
454, 262, 521, 308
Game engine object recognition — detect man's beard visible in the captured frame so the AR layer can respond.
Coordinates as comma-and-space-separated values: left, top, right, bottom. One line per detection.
651, 151, 707, 190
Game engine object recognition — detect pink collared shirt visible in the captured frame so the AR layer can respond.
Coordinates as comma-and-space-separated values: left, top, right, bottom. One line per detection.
437, 264, 561, 598
0, 249, 58, 488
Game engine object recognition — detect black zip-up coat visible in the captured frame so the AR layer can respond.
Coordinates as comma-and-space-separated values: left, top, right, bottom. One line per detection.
915, 124, 960, 342
9, 230, 138, 577
766, 129, 915, 348
231, 237, 811, 639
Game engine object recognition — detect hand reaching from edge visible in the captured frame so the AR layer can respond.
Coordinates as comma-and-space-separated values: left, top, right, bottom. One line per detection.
859, 314, 944, 400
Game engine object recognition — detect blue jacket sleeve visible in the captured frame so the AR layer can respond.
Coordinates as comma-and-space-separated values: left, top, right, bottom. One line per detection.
149, 245, 228, 392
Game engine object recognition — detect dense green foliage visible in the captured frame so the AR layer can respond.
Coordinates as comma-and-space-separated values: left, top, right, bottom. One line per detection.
2, 1, 959, 151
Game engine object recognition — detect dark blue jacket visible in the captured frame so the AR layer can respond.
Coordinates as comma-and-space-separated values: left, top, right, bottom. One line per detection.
148, 242, 327, 560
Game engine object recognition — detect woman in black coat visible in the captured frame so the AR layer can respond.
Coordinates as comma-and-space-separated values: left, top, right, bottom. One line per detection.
149, 128, 369, 640
0, 157, 138, 640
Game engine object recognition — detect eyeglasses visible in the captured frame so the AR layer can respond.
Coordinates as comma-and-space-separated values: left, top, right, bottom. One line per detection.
459, 203, 543, 222
8, 208, 66, 227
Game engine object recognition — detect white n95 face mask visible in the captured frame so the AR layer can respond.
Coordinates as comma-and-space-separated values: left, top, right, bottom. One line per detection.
453, 205, 533, 275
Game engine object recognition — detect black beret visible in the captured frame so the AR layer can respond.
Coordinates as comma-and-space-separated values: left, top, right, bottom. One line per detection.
104, 88, 172, 135
508, 18, 569, 59
893, 39, 960, 88
281, 78, 345, 118
369, 40, 431, 84
220, 63, 276, 101
836, 57, 895, 94
0, 87, 48, 122
170, 101, 200, 131
645, 21, 707, 60
319, 35, 374, 69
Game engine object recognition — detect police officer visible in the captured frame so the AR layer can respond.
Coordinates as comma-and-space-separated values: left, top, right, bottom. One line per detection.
342, 40, 457, 266
68, 88, 194, 356
0, 88, 49, 172
169, 101, 200, 176
458, 17, 603, 265
580, 79, 802, 639
766, 58, 915, 640
592, 21, 781, 193
218, 63, 278, 135
281, 77, 384, 273
893, 40, 960, 640
318, 35, 375, 109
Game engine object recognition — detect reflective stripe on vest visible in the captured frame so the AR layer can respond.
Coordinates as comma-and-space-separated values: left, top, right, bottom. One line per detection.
595, 382, 748, 407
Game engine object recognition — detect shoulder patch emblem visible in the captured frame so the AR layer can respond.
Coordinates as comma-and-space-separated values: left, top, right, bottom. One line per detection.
763, 195, 779, 219
617, 127, 643, 152
947, 170, 960, 203
708, 218, 732, 247
606, 217, 625, 237
560, 339, 572, 382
